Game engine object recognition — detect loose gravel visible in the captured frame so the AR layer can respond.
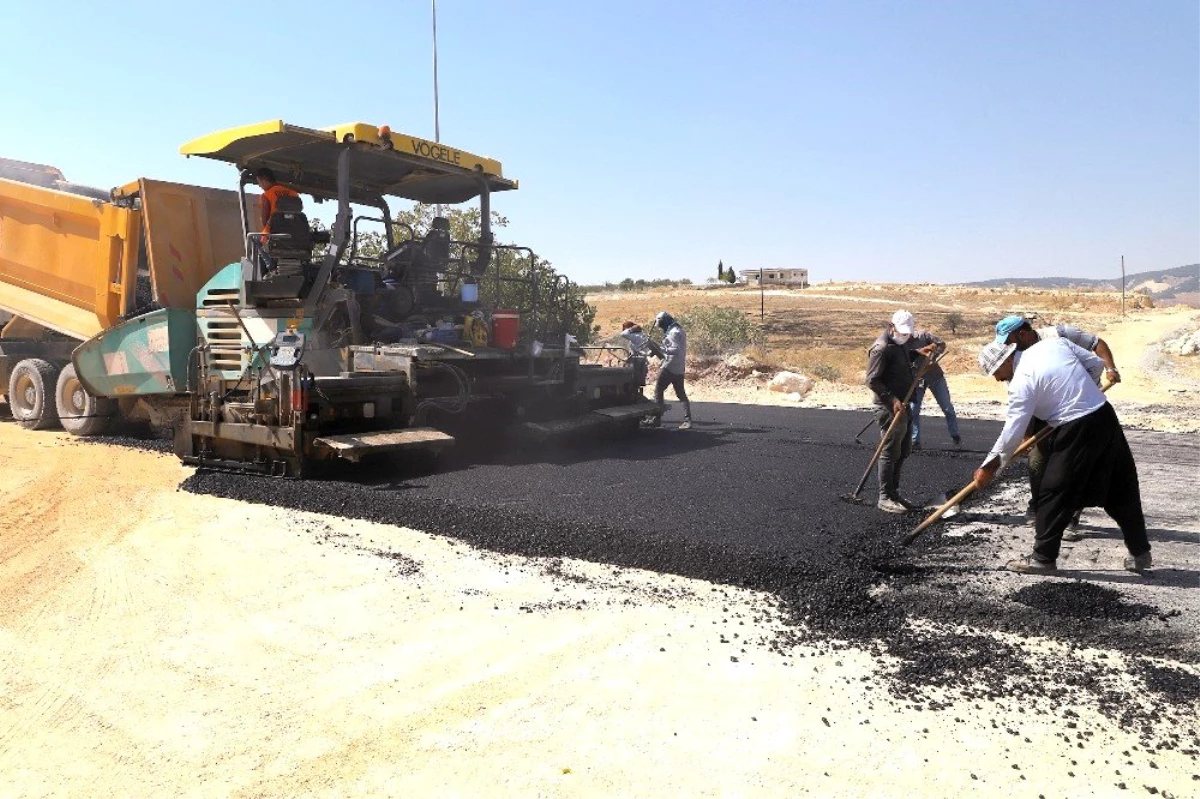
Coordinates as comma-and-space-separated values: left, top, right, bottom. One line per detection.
177, 403, 1199, 755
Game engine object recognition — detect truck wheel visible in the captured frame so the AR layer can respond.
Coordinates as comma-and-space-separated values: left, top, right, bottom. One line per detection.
55, 364, 115, 436
8, 359, 61, 430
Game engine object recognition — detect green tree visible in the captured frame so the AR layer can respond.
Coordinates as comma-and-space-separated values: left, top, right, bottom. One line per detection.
357, 203, 598, 343
717, 261, 725, 281
945, 311, 965, 334
676, 306, 764, 357
725, 267, 737, 284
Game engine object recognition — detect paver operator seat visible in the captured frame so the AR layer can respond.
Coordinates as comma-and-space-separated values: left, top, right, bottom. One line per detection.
263, 194, 313, 280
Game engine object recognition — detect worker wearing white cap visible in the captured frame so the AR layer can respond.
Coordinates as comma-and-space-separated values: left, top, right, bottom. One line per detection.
865, 310, 934, 512
974, 338, 1150, 575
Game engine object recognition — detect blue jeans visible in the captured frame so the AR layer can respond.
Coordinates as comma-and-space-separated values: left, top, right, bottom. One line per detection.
910, 373, 960, 444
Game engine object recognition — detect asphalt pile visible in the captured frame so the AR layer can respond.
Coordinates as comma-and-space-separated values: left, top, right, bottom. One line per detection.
172, 403, 1199, 754
1012, 581, 1159, 623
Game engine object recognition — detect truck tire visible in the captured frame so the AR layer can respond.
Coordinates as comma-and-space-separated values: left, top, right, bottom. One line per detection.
55, 363, 115, 436
8, 359, 61, 430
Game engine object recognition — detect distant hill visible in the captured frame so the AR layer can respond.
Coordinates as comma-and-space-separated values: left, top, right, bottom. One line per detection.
967, 264, 1199, 307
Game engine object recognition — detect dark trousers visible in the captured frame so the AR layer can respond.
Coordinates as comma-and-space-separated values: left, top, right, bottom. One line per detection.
1033, 403, 1149, 562
1026, 417, 1050, 510
875, 406, 913, 500
655, 370, 691, 419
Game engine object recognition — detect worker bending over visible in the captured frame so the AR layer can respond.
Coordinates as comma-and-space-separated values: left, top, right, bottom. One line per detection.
866, 310, 937, 513
995, 315, 1120, 535
620, 321, 663, 359
974, 338, 1150, 575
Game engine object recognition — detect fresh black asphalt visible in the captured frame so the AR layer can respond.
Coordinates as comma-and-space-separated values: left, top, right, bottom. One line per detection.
178, 401, 1199, 759
187, 402, 998, 579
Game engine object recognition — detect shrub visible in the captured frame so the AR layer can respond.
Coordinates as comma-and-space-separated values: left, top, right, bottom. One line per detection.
675, 306, 765, 357
945, 311, 965, 334
809, 363, 841, 382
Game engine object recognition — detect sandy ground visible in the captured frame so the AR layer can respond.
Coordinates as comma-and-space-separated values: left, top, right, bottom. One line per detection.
1, 420, 1198, 797
0, 300, 1197, 797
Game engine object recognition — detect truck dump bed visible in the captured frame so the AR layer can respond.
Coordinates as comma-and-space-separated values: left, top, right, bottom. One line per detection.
0, 167, 251, 341
0, 173, 140, 340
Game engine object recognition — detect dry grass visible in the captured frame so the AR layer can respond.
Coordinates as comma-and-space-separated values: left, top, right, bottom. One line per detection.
587, 282, 1150, 384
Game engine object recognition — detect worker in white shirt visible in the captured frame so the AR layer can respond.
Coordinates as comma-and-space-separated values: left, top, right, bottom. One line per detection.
620, 321, 662, 395
973, 338, 1151, 575
994, 315, 1120, 535
619, 321, 663, 359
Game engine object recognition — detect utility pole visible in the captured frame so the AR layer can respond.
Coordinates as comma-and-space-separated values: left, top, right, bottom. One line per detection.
760, 268, 765, 321
1120, 255, 1126, 317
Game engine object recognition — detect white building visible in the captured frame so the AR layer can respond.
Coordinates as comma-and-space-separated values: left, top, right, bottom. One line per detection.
739, 268, 809, 288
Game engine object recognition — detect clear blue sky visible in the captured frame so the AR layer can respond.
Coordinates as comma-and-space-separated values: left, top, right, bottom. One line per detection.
2, 1, 1195, 285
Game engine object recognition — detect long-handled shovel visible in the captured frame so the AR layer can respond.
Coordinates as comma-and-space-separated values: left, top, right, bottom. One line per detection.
902, 381, 1113, 546
841, 352, 943, 504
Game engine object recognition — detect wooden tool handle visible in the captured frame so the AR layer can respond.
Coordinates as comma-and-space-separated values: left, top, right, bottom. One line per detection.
849, 351, 945, 498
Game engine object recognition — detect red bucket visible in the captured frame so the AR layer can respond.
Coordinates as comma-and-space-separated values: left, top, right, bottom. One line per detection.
491, 309, 519, 350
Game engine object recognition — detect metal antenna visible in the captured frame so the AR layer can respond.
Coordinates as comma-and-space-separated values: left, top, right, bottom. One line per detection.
432, 0, 442, 219
432, 0, 441, 145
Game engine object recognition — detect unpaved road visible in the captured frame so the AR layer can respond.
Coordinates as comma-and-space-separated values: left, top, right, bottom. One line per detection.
1, 401, 1197, 798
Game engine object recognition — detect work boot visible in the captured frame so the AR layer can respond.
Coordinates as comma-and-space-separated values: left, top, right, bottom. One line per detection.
877, 497, 908, 514
912, 441, 922, 451
1124, 551, 1153, 573
952, 435, 962, 448
1006, 555, 1058, 575
678, 419, 692, 430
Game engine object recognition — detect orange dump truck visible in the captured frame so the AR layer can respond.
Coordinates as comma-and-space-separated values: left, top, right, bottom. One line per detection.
0, 156, 246, 433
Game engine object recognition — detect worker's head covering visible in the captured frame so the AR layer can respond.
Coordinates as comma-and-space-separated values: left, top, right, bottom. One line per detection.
978, 341, 1018, 376
890, 310, 915, 335
994, 314, 1030, 343
654, 311, 675, 331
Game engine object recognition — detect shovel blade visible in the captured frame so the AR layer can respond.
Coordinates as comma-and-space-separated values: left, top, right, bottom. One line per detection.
926, 491, 959, 518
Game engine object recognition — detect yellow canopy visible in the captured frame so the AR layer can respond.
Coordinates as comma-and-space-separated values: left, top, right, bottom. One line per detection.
180, 120, 516, 205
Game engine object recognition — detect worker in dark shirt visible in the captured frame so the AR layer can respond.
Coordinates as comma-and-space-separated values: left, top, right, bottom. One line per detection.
865, 311, 937, 513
